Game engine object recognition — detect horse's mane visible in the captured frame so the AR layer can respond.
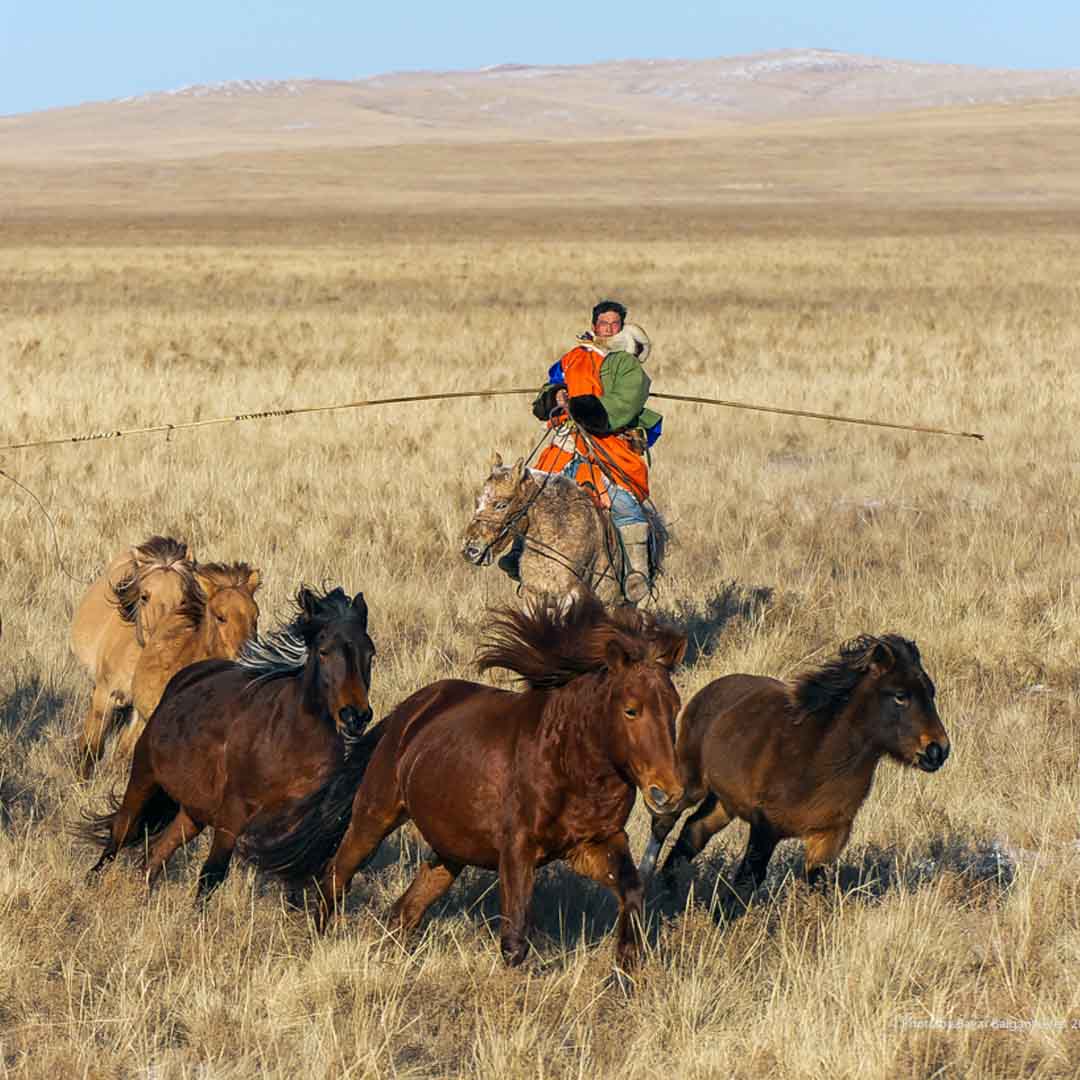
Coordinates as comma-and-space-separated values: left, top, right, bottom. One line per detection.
171, 561, 259, 629
790, 634, 924, 722
110, 536, 196, 624
236, 586, 358, 683
198, 561, 259, 590
476, 593, 684, 691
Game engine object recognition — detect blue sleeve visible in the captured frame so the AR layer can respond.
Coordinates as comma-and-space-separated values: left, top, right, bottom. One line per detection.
547, 360, 565, 385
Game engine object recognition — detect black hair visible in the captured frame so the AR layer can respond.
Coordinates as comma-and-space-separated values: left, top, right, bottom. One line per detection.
591, 299, 627, 327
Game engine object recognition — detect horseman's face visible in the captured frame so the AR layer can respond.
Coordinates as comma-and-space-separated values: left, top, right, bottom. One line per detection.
593, 311, 623, 339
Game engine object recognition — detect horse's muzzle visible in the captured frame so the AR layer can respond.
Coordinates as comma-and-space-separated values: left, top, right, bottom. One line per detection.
644, 784, 683, 813
339, 705, 373, 734
462, 542, 492, 566
916, 740, 949, 772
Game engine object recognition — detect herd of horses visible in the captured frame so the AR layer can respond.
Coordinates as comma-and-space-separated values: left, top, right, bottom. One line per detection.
72, 482, 950, 972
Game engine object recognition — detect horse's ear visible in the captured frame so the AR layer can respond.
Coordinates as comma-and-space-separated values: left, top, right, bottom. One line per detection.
298, 587, 319, 619
489, 450, 504, 471
510, 457, 526, 483
247, 569, 262, 593
182, 543, 195, 565
655, 633, 688, 671
867, 639, 895, 677
352, 591, 368, 627
194, 570, 215, 598
604, 638, 630, 672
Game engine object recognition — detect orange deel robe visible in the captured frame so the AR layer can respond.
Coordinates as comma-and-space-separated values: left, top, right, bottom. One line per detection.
535, 345, 650, 501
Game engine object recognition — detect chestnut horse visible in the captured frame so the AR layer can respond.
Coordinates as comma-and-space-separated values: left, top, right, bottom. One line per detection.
640, 634, 950, 917
123, 561, 262, 753
83, 587, 376, 901
246, 595, 687, 971
70, 536, 197, 772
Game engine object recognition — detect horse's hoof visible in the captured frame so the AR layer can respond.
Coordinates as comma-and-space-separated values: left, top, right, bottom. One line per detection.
282, 887, 308, 912
651, 866, 679, 894
607, 964, 638, 998
86, 852, 114, 883
715, 893, 749, 925
500, 937, 529, 967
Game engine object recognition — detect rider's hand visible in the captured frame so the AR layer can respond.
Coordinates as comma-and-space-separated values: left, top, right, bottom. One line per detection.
555, 389, 569, 410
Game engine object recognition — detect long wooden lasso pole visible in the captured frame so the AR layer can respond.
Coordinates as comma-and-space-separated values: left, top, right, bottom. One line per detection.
0, 388, 983, 454
650, 391, 984, 441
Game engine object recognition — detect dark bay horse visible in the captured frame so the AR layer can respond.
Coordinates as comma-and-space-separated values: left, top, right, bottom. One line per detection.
640, 634, 950, 917
83, 587, 377, 901
246, 595, 687, 970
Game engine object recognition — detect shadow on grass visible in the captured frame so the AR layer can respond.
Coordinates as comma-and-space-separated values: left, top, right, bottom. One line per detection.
336, 831, 1018, 964
649, 832, 1017, 924
658, 582, 774, 666
0, 674, 70, 743
0, 674, 74, 828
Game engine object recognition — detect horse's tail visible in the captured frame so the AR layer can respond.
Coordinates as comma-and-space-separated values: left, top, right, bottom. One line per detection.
241, 723, 384, 884
74, 786, 179, 851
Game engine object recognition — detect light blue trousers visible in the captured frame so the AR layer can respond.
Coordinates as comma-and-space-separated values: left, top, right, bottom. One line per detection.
559, 456, 648, 527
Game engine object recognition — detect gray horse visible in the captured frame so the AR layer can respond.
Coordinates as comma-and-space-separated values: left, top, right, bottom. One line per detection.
462, 452, 664, 608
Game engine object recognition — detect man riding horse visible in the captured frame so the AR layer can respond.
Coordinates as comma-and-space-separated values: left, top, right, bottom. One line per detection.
500, 299, 662, 604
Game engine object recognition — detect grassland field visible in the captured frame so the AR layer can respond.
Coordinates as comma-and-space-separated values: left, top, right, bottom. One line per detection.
2, 111, 1080, 1077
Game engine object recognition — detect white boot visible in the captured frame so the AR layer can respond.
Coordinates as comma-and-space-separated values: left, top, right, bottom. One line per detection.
618, 522, 652, 605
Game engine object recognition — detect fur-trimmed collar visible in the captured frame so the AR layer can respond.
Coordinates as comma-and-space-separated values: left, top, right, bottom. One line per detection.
575, 322, 651, 363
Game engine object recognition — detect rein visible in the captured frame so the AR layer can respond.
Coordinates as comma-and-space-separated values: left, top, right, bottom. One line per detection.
473, 425, 624, 595
471, 425, 567, 567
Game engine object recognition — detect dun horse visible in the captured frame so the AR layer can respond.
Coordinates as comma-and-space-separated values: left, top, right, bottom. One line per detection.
83, 587, 376, 901
461, 453, 664, 608
246, 595, 686, 971
70, 536, 197, 772
123, 562, 262, 753
640, 635, 949, 917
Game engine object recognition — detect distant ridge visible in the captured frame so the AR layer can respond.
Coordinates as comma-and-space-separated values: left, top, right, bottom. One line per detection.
4, 49, 1080, 164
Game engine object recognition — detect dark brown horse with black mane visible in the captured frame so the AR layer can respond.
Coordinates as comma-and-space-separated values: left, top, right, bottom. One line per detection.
640, 634, 950, 917
245, 594, 687, 971
82, 586, 378, 901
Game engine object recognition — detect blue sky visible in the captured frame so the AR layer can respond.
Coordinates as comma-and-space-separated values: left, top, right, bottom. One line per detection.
2, 1, 1077, 116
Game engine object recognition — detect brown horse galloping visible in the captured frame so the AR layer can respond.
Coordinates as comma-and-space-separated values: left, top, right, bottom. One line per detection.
246, 595, 687, 971
640, 634, 950, 918
83, 587, 377, 901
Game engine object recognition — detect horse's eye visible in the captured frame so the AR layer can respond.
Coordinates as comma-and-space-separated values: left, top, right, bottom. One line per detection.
495, 501, 509, 511
215, 612, 227, 624
624, 707, 638, 718
140, 592, 150, 603
318, 648, 330, 659
893, 691, 910, 706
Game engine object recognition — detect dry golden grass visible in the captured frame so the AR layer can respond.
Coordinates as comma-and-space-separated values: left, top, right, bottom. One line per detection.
2, 129, 1080, 1077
